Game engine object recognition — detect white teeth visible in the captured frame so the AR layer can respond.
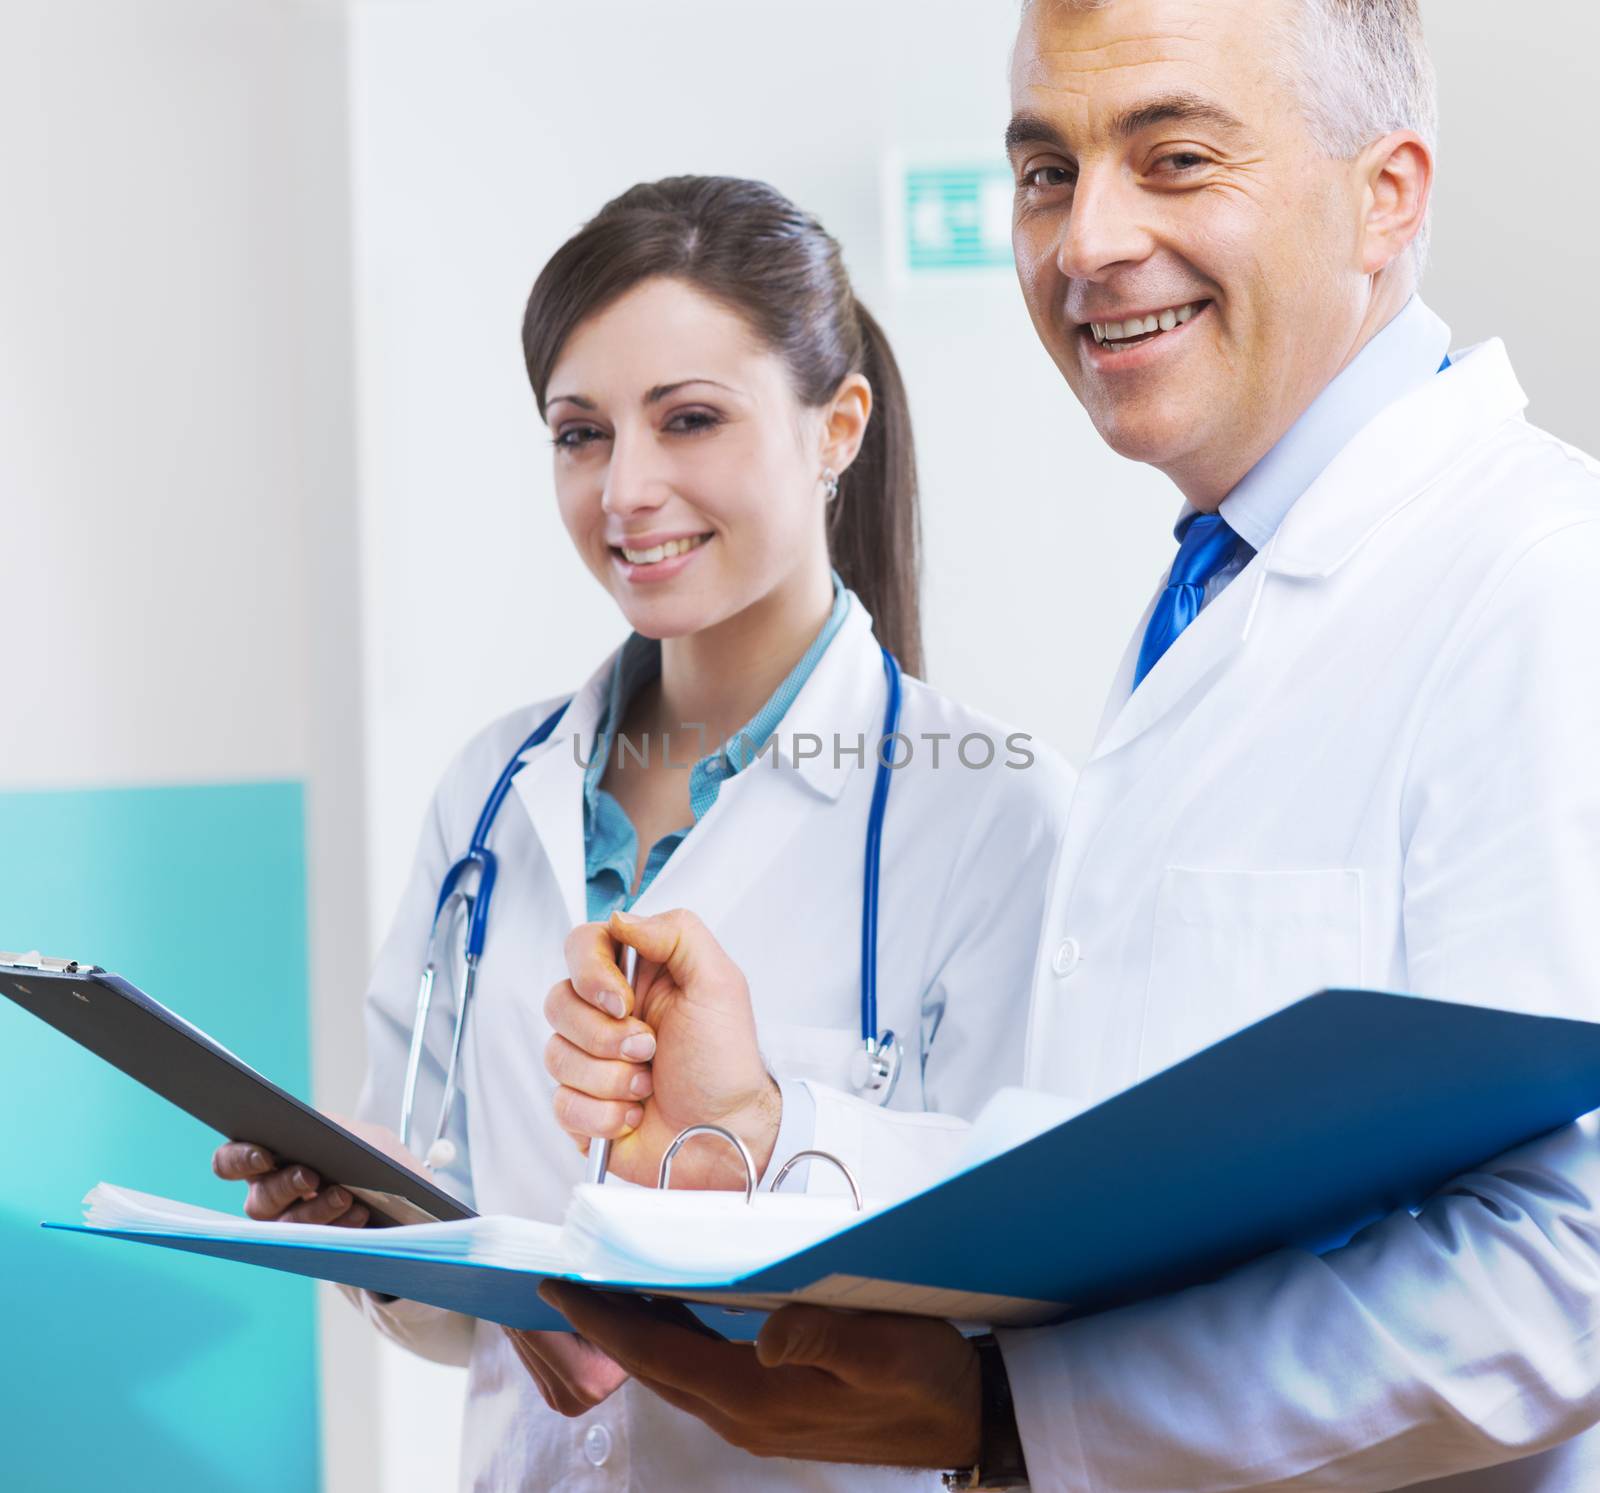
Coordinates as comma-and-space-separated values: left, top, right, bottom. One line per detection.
619, 534, 708, 565
1089, 302, 1203, 349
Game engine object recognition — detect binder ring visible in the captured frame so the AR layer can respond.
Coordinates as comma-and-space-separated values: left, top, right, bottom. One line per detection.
658, 1124, 757, 1200
769, 1149, 864, 1210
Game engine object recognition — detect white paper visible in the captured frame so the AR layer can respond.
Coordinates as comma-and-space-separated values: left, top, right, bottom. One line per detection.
564, 1183, 872, 1281
78, 1180, 872, 1285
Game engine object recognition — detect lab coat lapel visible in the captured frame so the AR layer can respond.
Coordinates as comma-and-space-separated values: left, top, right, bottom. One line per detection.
1087, 340, 1527, 762
1264, 339, 1528, 581
1090, 559, 1264, 761
631, 599, 881, 929
510, 651, 616, 932
632, 764, 817, 930
1088, 581, 1157, 749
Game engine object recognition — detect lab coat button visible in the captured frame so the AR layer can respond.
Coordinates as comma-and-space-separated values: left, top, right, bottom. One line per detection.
1051, 937, 1081, 978
583, 1424, 612, 1467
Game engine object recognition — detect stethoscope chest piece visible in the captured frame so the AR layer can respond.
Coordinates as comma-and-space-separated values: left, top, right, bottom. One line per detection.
425, 1137, 458, 1169
850, 1030, 903, 1106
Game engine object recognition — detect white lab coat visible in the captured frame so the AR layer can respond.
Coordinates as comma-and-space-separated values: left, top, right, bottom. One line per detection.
800, 339, 1600, 1489
348, 594, 1074, 1491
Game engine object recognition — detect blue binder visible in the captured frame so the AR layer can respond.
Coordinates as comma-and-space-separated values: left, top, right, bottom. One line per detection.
47, 989, 1600, 1342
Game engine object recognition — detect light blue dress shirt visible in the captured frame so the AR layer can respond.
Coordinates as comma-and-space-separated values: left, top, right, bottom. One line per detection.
1186, 295, 1453, 609
581, 574, 850, 921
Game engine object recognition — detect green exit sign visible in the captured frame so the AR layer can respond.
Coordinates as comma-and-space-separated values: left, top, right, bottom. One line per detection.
891, 158, 1016, 277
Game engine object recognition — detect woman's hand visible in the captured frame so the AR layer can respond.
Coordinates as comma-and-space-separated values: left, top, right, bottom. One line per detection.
212, 1140, 372, 1225
213, 1118, 432, 1225
503, 1327, 630, 1415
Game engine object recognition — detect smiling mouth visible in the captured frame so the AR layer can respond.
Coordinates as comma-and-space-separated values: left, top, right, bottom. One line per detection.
612, 533, 712, 566
1084, 300, 1210, 353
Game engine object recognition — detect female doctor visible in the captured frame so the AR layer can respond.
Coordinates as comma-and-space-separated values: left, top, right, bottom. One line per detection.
213, 175, 1072, 1490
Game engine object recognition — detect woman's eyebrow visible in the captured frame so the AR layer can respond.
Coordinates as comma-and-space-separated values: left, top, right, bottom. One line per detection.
547, 378, 741, 410
645, 378, 739, 404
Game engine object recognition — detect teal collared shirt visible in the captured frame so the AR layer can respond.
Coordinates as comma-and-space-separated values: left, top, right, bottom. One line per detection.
581, 576, 850, 921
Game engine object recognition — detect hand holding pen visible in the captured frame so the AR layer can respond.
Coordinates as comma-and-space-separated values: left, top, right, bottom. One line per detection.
544, 907, 782, 1191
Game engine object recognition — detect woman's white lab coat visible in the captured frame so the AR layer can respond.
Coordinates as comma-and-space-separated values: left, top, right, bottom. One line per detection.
797, 341, 1600, 1490
348, 593, 1074, 1491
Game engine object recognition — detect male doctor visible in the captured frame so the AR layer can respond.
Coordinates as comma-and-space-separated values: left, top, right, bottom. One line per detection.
531, 0, 1600, 1486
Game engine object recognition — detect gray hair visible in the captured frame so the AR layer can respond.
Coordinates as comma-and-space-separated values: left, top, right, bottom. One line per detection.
1022, 0, 1438, 273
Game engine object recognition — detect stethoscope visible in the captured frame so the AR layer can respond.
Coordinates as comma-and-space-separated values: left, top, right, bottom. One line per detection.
399, 646, 906, 1169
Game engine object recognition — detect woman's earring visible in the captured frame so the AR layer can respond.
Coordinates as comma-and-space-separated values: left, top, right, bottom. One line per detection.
822, 467, 840, 502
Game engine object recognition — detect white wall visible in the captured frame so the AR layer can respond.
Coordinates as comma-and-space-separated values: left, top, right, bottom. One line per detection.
0, 0, 317, 790
1424, 0, 1600, 456
0, 5, 376, 1491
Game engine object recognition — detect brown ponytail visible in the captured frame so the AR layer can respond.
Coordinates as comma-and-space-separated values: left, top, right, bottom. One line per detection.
522, 176, 924, 677
828, 302, 923, 678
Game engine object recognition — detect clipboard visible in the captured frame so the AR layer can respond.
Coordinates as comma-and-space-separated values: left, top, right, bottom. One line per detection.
0, 954, 471, 1225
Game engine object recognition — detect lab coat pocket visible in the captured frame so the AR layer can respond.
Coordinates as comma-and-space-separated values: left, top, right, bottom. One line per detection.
1140, 867, 1363, 1078
759, 1020, 862, 1089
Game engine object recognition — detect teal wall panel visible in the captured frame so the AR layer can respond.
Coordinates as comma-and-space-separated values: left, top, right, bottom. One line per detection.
0, 782, 320, 1493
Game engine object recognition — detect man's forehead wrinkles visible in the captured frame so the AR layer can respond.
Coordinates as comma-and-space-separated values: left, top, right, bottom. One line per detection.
1023, 84, 1092, 105
1014, 53, 1240, 118
1021, 24, 1205, 63
1024, 41, 1203, 70
1017, 40, 1208, 93
1022, 56, 1195, 82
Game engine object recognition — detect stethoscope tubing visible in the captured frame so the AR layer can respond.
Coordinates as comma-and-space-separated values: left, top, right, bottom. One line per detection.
860, 648, 901, 1045
401, 703, 569, 1159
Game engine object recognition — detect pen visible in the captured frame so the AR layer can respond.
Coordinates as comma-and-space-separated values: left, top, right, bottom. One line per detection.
584, 944, 637, 1185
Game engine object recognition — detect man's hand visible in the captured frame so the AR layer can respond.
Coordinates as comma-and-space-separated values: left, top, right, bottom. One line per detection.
537, 1282, 982, 1469
503, 1326, 629, 1416
544, 908, 780, 1189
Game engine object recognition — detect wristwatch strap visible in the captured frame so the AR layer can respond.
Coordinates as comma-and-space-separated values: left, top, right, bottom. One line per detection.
942, 1334, 1030, 1490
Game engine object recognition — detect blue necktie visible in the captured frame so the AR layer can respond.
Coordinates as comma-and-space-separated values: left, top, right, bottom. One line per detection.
1130, 354, 1447, 692
1133, 512, 1248, 690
